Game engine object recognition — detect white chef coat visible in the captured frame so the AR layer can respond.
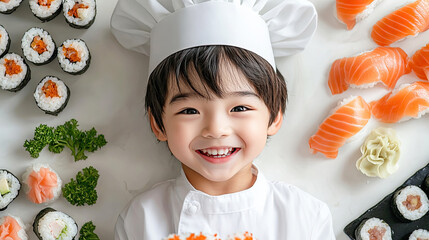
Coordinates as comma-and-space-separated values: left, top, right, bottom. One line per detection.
115, 166, 336, 240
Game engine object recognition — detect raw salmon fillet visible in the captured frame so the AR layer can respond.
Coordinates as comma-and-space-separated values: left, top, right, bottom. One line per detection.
410, 43, 429, 80
328, 47, 410, 95
336, 0, 380, 30
309, 96, 371, 159
0, 216, 22, 240
371, 81, 429, 123
371, 0, 429, 46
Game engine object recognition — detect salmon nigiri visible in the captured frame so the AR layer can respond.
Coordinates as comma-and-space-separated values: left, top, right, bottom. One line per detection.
328, 47, 410, 95
371, 81, 429, 123
410, 43, 429, 81
309, 96, 371, 159
336, 0, 383, 30
371, 0, 429, 46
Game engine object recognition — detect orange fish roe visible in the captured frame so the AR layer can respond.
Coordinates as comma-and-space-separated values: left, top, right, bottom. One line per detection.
31, 36, 48, 55
0, 216, 22, 239
4, 59, 22, 76
68, 3, 89, 18
63, 46, 80, 63
37, 0, 54, 7
234, 232, 253, 240
41, 80, 60, 98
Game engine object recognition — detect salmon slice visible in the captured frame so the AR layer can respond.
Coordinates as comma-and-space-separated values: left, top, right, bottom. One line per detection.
336, 0, 381, 30
410, 43, 429, 80
371, 0, 429, 46
27, 167, 58, 204
328, 47, 410, 95
0, 216, 22, 240
309, 96, 371, 159
371, 81, 429, 123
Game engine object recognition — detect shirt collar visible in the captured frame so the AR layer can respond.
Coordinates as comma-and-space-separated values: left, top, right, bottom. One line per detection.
173, 164, 269, 214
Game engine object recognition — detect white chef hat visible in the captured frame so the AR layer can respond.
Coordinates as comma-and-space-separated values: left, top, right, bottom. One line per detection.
111, 0, 317, 74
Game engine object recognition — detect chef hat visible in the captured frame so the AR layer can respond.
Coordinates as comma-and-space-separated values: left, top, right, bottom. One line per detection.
111, 0, 317, 74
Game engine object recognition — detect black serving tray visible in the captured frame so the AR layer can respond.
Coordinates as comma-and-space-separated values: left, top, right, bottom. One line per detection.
344, 163, 429, 240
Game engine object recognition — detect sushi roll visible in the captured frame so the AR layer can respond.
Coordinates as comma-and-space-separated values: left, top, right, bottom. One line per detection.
57, 38, 90, 75
0, 0, 22, 14
22, 164, 62, 204
0, 25, 11, 58
21, 27, 57, 66
392, 185, 429, 221
29, 0, 62, 22
62, 0, 96, 29
409, 229, 429, 240
355, 217, 392, 240
0, 215, 28, 240
34, 76, 70, 116
33, 208, 78, 240
0, 169, 21, 211
0, 53, 31, 92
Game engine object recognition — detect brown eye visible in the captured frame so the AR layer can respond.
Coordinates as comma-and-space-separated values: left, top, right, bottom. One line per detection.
179, 108, 199, 114
231, 106, 249, 112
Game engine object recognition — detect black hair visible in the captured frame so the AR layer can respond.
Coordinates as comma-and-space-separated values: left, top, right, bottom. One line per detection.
145, 45, 287, 133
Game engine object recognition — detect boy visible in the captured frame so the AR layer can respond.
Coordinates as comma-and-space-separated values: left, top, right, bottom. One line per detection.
111, 0, 336, 239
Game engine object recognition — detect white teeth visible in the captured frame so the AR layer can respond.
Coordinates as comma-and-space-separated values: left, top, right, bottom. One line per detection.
199, 148, 234, 157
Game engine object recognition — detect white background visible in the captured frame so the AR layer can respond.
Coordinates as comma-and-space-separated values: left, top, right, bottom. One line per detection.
1, 0, 429, 239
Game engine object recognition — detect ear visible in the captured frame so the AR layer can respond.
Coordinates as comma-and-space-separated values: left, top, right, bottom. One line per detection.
149, 111, 167, 141
267, 111, 283, 136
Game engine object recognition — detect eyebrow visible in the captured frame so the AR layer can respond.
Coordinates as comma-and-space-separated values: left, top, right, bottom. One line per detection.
169, 91, 259, 105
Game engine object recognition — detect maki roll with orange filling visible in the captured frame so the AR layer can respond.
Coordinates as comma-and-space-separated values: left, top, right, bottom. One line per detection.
392, 185, 429, 221
355, 217, 392, 240
0, 53, 31, 92
63, 0, 96, 29
57, 39, 90, 75
29, 0, 62, 22
0, 25, 11, 58
0, 169, 21, 211
0, 0, 22, 14
21, 27, 57, 65
34, 76, 70, 115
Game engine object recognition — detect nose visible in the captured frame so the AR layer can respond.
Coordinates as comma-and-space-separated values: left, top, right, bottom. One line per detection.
201, 112, 232, 139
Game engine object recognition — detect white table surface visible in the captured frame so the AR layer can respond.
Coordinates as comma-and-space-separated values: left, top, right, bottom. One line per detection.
1, 0, 429, 239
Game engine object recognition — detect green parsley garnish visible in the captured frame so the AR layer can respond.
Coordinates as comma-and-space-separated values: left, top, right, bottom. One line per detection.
62, 166, 99, 206
23, 119, 107, 161
79, 221, 100, 240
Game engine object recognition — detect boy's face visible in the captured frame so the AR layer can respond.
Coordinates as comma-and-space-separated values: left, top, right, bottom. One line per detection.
150, 63, 282, 185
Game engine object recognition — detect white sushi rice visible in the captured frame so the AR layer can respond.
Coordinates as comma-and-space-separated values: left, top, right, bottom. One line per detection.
57, 39, 89, 73
0, 53, 28, 90
0, 170, 20, 210
395, 185, 429, 221
29, 0, 62, 18
356, 217, 392, 240
409, 229, 429, 240
0, 25, 9, 55
22, 163, 62, 204
0, 215, 28, 240
37, 211, 77, 240
355, 0, 384, 23
21, 27, 55, 64
0, 0, 22, 12
63, 0, 95, 26
34, 76, 68, 112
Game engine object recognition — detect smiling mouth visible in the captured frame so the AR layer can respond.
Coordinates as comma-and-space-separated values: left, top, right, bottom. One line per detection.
197, 148, 240, 158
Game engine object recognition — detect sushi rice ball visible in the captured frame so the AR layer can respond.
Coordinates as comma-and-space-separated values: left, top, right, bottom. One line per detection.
0, 169, 21, 211
0, 0, 22, 14
62, 0, 96, 29
0, 25, 11, 58
34, 76, 70, 115
392, 185, 429, 221
21, 27, 57, 65
33, 208, 78, 240
409, 229, 429, 240
355, 217, 392, 240
29, 0, 62, 22
0, 215, 28, 240
22, 164, 62, 205
0, 53, 31, 92
57, 38, 90, 75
